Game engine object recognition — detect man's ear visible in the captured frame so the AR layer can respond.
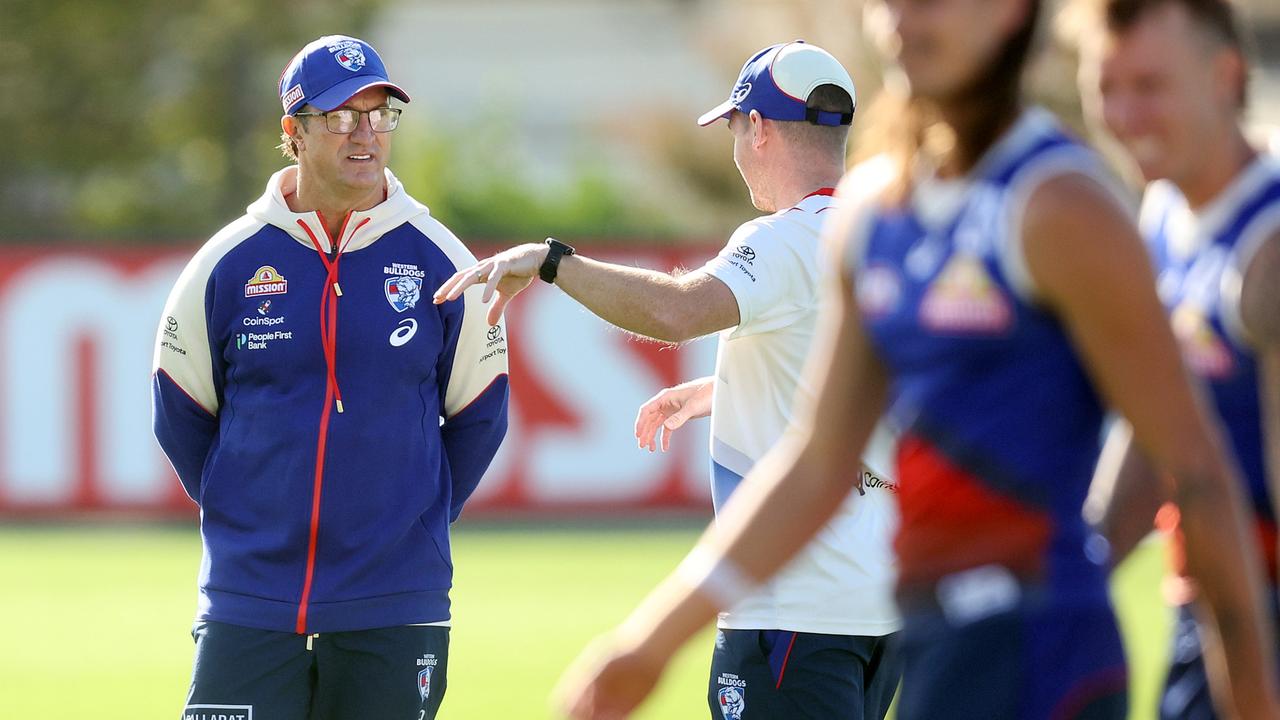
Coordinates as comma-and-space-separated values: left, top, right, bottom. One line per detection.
749, 109, 768, 151
281, 114, 296, 137
281, 114, 305, 148
1211, 46, 1247, 111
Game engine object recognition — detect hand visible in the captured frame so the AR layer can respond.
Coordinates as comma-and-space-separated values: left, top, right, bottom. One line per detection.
433, 242, 550, 325
553, 633, 668, 720
635, 378, 713, 453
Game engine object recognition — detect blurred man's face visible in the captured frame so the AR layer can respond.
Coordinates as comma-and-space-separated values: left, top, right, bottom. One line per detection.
296, 86, 393, 197
1079, 3, 1236, 185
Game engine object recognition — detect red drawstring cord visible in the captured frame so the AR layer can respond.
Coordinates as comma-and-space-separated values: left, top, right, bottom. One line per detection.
296, 215, 370, 413
291, 211, 369, 635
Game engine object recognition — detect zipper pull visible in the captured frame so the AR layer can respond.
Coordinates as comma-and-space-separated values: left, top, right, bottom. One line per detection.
306, 633, 319, 651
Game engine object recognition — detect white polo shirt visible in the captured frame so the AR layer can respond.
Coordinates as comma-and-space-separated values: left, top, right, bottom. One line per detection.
700, 190, 901, 636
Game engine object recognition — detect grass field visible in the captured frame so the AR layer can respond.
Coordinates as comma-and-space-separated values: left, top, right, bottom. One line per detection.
0, 522, 1170, 719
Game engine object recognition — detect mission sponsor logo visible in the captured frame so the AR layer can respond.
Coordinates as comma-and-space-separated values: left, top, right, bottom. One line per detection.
918, 254, 1012, 334
244, 266, 288, 298
281, 83, 304, 111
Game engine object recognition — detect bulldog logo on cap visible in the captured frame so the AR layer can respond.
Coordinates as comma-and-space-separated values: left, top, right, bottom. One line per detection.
329, 39, 367, 72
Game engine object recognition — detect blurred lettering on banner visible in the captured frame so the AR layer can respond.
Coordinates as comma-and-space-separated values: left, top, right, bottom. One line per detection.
0, 247, 715, 516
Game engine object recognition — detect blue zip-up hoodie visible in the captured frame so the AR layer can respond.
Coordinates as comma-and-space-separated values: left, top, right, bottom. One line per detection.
151, 166, 509, 634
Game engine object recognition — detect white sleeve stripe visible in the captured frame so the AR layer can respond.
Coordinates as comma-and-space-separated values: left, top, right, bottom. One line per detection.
155, 368, 217, 418
153, 215, 265, 415
443, 373, 508, 420
407, 216, 509, 415
1003, 149, 1135, 303
1221, 204, 1280, 349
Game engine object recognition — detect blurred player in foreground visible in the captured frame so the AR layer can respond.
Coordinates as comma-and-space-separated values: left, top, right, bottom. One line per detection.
152, 35, 507, 719
1072, 0, 1280, 716
436, 41, 903, 720
551, 0, 1280, 716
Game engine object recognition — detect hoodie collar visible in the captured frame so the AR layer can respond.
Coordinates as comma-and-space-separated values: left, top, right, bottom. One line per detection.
246, 166, 429, 253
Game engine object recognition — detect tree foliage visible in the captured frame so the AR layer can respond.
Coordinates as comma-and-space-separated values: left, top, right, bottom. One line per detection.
0, 0, 385, 243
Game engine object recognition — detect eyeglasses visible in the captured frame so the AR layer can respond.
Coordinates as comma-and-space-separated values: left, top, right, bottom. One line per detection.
294, 107, 402, 134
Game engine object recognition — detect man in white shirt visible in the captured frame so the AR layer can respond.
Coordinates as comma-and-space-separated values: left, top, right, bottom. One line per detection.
435, 41, 901, 719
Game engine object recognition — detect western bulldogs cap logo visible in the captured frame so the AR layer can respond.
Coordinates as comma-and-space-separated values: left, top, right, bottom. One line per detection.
328, 39, 366, 72
278, 35, 411, 115
697, 40, 856, 127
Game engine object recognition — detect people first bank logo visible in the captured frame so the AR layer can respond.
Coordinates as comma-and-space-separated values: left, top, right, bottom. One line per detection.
244, 266, 288, 298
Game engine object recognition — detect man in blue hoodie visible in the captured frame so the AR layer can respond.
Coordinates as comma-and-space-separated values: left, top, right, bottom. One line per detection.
152, 35, 509, 720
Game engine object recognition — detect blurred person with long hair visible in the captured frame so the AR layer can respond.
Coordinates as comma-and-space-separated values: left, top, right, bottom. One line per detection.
1072, 0, 1280, 717
551, 0, 1280, 717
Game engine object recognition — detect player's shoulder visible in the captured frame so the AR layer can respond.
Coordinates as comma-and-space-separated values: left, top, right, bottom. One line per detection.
405, 212, 480, 272
181, 214, 273, 287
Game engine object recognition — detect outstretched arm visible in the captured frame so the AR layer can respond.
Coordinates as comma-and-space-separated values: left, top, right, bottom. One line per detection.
1023, 172, 1280, 719
553, 188, 888, 720
433, 242, 740, 343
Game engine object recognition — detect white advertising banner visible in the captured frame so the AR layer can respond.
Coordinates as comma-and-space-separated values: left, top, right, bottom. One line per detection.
0, 248, 718, 515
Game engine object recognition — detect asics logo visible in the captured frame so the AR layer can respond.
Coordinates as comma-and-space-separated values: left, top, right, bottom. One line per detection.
390, 318, 417, 347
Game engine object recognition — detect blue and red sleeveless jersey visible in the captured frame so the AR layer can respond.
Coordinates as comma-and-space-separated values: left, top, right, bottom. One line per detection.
853, 110, 1113, 606
1141, 155, 1280, 578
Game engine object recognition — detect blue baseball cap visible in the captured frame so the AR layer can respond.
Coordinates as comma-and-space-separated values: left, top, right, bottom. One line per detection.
697, 41, 855, 127
278, 35, 410, 115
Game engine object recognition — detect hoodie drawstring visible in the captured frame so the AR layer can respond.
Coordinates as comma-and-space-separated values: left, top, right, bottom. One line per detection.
297, 215, 369, 413
292, 212, 367, 635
